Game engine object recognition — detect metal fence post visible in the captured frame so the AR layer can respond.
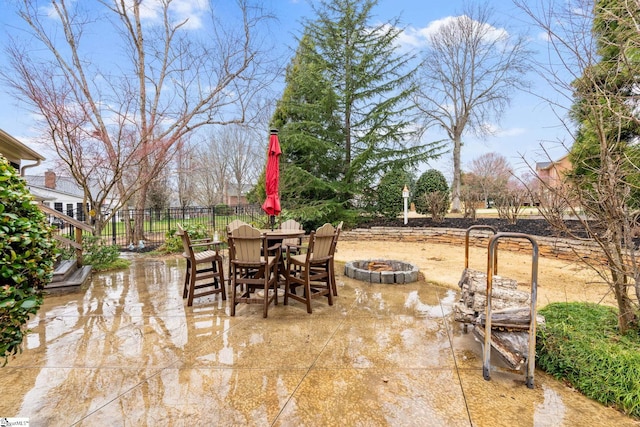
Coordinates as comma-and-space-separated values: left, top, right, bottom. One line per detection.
112, 214, 117, 245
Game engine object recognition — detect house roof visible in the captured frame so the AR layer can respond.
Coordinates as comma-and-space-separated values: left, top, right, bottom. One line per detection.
535, 161, 552, 170
535, 154, 570, 171
0, 128, 45, 166
24, 175, 85, 199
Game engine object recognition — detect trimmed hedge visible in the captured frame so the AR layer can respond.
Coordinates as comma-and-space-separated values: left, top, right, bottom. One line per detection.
414, 169, 449, 218
0, 155, 57, 364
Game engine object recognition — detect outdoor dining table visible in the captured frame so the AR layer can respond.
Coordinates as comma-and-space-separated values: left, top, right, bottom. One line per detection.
260, 228, 305, 240
260, 228, 306, 288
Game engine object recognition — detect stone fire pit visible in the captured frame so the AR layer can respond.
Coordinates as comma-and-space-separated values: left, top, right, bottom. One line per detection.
344, 259, 419, 284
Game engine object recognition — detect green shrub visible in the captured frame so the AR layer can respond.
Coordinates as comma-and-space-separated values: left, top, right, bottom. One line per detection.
81, 235, 123, 271
160, 223, 210, 253
214, 204, 232, 216
289, 202, 357, 232
0, 155, 57, 364
537, 302, 640, 418
376, 168, 411, 219
414, 169, 450, 219
58, 234, 128, 271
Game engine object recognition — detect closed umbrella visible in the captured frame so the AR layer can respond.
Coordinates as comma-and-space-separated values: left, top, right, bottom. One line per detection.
262, 129, 281, 230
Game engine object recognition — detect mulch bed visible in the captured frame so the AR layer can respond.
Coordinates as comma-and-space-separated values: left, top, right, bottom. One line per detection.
356, 217, 594, 239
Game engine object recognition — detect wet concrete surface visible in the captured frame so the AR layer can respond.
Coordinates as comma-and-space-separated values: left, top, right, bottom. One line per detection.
0, 255, 638, 426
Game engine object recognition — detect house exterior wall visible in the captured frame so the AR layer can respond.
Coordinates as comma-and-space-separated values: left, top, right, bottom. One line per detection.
536, 155, 572, 189
224, 194, 248, 205
25, 171, 89, 221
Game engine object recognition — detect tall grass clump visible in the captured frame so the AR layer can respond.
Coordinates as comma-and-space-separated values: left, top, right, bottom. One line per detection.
537, 302, 640, 418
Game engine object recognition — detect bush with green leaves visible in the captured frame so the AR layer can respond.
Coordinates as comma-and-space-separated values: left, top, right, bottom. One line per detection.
160, 223, 210, 253
0, 155, 57, 364
376, 168, 412, 219
80, 235, 123, 271
214, 204, 232, 216
58, 235, 128, 271
414, 169, 450, 219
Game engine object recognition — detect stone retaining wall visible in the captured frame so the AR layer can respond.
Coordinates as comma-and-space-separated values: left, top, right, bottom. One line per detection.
341, 227, 605, 263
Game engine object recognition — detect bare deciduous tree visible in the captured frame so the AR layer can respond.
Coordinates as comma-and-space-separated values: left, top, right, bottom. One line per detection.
2, 0, 276, 243
414, 2, 531, 212
174, 141, 197, 209
147, 171, 173, 212
493, 184, 527, 225
517, 0, 640, 332
423, 191, 449, 223
460, 185, 483, 220
468, 152, 513, 208
192, 124, 263, 207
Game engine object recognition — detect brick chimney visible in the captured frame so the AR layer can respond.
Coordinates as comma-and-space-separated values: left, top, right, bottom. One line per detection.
44, 170, 56, 189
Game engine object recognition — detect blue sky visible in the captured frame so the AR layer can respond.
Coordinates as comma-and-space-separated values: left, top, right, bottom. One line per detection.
0, 0, 572, 179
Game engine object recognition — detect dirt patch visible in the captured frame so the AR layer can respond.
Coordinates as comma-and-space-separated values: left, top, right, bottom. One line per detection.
334, 239, 615, 309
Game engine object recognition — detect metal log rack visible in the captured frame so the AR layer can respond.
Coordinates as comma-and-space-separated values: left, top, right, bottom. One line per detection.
482, 232, 539, 389
458, 225, 498, 333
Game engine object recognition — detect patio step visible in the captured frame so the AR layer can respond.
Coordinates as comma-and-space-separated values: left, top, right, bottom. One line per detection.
47, 260, 92, 289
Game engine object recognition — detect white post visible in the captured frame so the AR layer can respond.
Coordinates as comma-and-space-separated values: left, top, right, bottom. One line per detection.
402, 185, 409, 225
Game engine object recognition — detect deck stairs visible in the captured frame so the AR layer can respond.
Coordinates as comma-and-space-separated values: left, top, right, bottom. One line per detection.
47, 259, 92, 289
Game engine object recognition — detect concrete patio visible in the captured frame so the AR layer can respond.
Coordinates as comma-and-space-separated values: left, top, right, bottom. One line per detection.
0, 250, 638, 426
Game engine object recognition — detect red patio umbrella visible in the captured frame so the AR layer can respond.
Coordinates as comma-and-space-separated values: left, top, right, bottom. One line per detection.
262, 129, 281, 229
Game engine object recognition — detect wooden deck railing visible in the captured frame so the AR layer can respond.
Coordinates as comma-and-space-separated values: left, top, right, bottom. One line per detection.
38, 204, 94, 267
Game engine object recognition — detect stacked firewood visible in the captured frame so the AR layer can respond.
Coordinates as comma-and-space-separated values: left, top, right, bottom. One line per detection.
455, 268, 546, 329
367, 261, 393, 271
454, 268, 545, 369
454, 268, 531, 325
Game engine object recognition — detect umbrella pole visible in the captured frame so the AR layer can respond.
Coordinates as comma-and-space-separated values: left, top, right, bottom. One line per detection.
270, 215, 275, 231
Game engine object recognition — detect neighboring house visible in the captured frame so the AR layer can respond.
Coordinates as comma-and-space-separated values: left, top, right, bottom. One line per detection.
223, 182, 250, 206
0, 128, 44, 175
24, 170, 91, 222
536, 154, 572, 190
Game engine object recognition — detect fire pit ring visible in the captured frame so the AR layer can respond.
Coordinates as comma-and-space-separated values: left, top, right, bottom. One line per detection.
344, 259, 419, 284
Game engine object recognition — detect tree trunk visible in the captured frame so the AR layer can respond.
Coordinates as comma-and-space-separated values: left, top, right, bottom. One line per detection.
92, 215, 105, 237
134, 185, 149, 244
451, 136, 462, 212
611, 268, 638, 334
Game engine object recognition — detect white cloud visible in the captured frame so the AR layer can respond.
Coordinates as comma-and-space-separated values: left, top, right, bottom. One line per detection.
41, 0, 207, 30
418, 16, 460, 40
399, 15, 509, 50
125, 0, 209, 30
397, 26, 425, 48
171, 0, 209, 30
537, 31, 551, 42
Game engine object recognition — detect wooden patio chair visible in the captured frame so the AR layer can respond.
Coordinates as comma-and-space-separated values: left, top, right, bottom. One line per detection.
284, 223, 336, 313
226, 219, 248, 234
177, 224, 226, 307
307, 221, 342, 297
329, 221, 343, 296
228, 224, 280, 318
279, 219, 304, 254
225, 219, 249, 279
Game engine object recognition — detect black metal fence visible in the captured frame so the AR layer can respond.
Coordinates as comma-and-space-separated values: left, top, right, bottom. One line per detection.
50, 204, 266, 249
